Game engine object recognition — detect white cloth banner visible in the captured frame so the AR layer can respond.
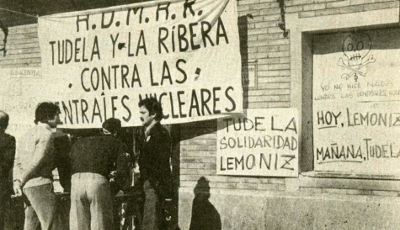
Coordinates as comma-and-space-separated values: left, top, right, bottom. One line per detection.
38, 0, 242, 128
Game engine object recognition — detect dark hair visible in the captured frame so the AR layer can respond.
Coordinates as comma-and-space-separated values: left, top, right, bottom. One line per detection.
102, 118, 121, 134
138, 97, 164, 121
34, 102, 60, 124
0, 111, 9, 129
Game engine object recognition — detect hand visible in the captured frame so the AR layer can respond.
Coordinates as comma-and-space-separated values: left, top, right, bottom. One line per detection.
13, 180, 23, 197
109, 171, 117, 182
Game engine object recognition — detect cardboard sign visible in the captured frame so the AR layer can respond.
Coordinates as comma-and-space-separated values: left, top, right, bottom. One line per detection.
217, 109, 299, 177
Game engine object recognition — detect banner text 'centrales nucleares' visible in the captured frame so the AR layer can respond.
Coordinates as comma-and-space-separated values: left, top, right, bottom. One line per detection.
38, 0, 242, 128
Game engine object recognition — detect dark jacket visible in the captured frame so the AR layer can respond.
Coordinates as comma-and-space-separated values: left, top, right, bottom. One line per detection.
138, 122, 173, 199
54, 134, 72, 192
0, 132, 15, 194
69, 135, 130, 191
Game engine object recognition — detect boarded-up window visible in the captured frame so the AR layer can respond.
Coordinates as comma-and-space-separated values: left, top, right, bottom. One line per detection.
312, 28, 400, 176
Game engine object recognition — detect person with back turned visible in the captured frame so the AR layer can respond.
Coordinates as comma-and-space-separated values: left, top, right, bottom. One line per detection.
0, 110, 15, 230
13, 102, 63, 230
69, 118, 130, 230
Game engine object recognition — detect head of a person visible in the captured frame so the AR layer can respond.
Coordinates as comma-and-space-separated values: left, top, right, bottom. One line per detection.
34, 102, 61, 128
138, 97, 163, 127
102, 118, 121, 136
0, 110, 9, 132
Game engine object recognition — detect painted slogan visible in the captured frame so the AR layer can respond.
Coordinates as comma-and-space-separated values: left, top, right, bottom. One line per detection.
313, 28, 400, 175
0, 68, 43, 138
38, 0, 242, 128
217, 109, 298, 177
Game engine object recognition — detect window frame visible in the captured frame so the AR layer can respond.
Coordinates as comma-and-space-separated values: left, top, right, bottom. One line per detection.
286, 8, 400, 179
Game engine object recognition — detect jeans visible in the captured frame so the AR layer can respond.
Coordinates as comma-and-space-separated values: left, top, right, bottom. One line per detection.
23, 183, 59, 230
69, 173, 113, 230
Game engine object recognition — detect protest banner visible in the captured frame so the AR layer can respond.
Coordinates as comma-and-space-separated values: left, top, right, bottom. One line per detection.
217, 109, 299, 177
38, 0, 242, 128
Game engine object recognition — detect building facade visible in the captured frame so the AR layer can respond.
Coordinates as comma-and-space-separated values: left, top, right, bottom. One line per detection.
1, 0, 400, 229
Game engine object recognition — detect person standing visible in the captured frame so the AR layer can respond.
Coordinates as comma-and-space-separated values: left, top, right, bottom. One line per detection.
137, 98, 173, 230
69, 118, 129, 230
13, 102, 62, 230
0, 111, 16, 230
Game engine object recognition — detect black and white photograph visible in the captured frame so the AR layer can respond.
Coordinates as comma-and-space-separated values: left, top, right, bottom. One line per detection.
0, 0, 399, 229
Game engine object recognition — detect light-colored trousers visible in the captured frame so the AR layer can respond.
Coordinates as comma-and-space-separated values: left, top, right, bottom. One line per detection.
23, 183, 60, 230
69, 173, 113, 230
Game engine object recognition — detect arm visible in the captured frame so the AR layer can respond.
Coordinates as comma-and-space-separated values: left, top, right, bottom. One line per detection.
13, 137, 24, 196
13, 138, 22, 180
1, 136, 16, 176
116, 143, 131, 191
152, 130, 173, 198
19, 133, 54, 184
54, 135, 72, 192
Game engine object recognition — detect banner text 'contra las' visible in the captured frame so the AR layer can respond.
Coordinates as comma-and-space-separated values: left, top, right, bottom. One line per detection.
38, 0, 242, 128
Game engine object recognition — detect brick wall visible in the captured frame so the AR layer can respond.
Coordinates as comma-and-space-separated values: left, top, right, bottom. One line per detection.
238, 0, 291, 109
179, 0, 400, 198
0, 24, 40, 68
180, 120, 287, 192
1, 0, 400, 198
2, 1, 400, 229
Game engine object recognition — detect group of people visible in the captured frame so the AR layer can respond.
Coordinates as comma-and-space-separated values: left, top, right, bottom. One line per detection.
0, 97, 173, 230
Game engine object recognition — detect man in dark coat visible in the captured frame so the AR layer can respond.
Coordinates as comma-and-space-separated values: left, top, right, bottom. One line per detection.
69, 118, 130, 230
137, 98, 173, 230
0, 110, 15, 230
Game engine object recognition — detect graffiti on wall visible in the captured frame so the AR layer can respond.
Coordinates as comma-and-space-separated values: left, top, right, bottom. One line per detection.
313, 28, 400, 175
338, 32, 376, 82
